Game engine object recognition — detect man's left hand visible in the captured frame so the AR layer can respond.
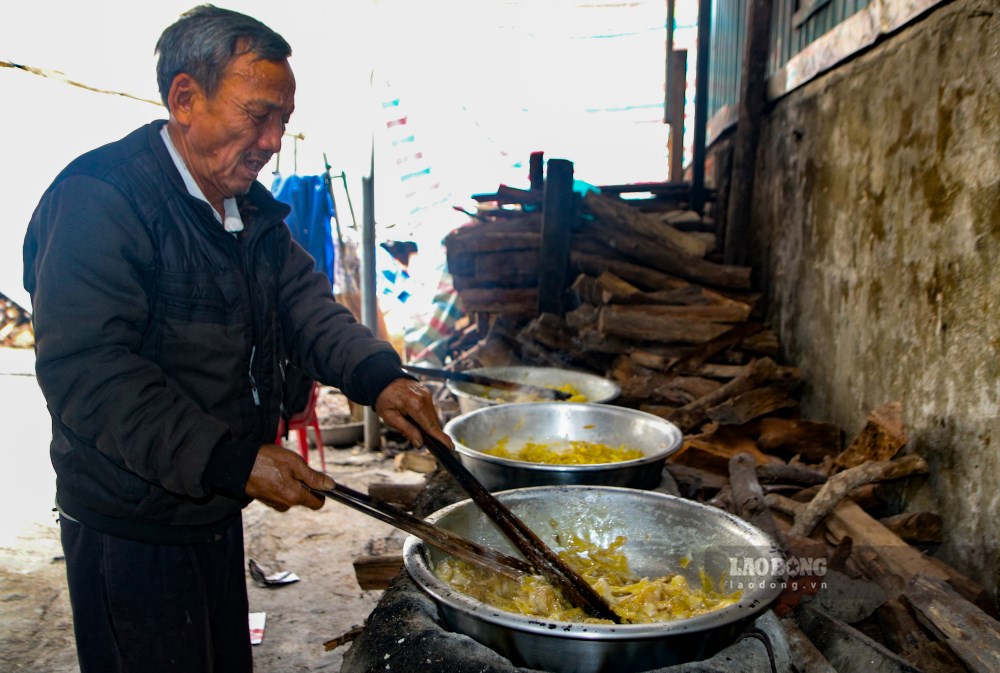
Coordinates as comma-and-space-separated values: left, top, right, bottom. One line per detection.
373, 377, 453, 449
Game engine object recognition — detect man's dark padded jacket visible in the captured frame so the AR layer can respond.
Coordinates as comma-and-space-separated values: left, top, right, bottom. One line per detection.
23, 121, 405, 544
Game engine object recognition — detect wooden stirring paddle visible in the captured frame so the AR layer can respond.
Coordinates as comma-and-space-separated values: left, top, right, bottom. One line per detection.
418, 429, 622, 623
305, 481, 533, 579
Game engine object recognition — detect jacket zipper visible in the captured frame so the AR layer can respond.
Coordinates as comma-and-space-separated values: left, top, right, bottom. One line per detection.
248, 345, 260, 406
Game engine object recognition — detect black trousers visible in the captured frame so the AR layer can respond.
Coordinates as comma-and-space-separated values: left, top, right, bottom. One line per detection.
60, 515, 252, 673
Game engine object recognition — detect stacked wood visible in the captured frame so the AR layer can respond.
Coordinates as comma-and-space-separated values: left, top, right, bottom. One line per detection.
0, 292, 33, 349
695, 401, 1000, 673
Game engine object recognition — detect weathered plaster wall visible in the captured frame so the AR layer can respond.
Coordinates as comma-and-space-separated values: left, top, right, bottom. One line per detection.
748, 0, 1000, 597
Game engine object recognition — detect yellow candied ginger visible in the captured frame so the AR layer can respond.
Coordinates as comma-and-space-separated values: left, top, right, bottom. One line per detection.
485, 382, 588, 403
483, 436, 643, 465
433, 533, 741, 624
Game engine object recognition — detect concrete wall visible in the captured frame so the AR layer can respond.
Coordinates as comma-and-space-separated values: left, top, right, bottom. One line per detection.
743, 0, 1000, 598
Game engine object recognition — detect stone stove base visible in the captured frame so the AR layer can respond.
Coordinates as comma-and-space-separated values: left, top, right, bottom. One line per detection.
341, 572, 792, 673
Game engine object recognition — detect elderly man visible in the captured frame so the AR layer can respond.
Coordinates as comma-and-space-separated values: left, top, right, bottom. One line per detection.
22, 6, 449, 672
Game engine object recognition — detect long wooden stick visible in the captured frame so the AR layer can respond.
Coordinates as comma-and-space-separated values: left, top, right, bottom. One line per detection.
309, 482, 533, 579
420, 430, 622, 623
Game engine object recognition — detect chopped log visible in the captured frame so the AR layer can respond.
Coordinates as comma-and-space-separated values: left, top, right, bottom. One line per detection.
824, 500, 952, 598
518, 313, 576, 354
654, 467, 682, 497
797, 603, 923, 673
611, 302, 753, 324
903, 574, 1000, 673
787, 454, 929, 537
754, 417, 843, 462
584, 190, 710, 258
456, 287, 537, 314
835, 401, 908, 469
367, 482, 426, 510
707, 485, 734, 512
570, 250, 689, 292
445, 230, 541, 258
877, 598, 970, 673
597, 305, 733, 344
394, 450, 437, 474
878, 512, 943, 544
781, 618, 838, 673
323, 624, 366, 652
828, 536, 856, 576
651, 376, 721, 405
739, 328, 781, 357
594, 271, 644, 303
629, 354, 799, 383
643, 321, 767, 383
573, 325, 647, 355
921, 555, 1000, 618
791, 482, 893, 511
765, 492, 805, 519
580, 218, 752, 290
611, 355, 720, 405
663, 463, 728, 497
474, 249, 539, 284
705, 385, 799, 426
662, 209, 705, 227
728, 452, 782, 542
634, 284, 746, 308
353, 554, 404, 590
569, 274, 603, 306
756, 463, 828, 486
564, 302, 600, 329
673, 426, 784, 472
665, 357, 779, 432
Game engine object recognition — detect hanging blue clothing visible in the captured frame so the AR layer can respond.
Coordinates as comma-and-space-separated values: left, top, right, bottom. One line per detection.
270, 174, 336, 286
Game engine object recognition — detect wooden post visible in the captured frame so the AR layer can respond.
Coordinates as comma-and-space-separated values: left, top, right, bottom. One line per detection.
537, 158, 575, 315
529, 151, 545, 192
689, 0, 712, 214
665, 0, 675, 123
723, 0, 774, 266
668, 50, 688, 182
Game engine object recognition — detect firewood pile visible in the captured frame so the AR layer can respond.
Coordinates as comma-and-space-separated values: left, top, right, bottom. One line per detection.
441, 179, 791, 433
341, 176, 1000, 671
674, 400, 1000, 673
0, 292, 33, 349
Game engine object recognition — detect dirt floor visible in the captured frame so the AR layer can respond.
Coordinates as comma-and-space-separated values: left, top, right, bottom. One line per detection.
0, 347, 428, 673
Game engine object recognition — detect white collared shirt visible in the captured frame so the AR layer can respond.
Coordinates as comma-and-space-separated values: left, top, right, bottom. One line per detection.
160, 126, 244, 233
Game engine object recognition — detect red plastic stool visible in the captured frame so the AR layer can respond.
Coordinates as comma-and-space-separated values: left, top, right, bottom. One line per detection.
276, 382, 326, 469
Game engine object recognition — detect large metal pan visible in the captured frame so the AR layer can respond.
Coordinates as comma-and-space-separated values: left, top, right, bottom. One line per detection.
404, 485, 786, 673
446, 366, 621, 415
444, 402, 682, 491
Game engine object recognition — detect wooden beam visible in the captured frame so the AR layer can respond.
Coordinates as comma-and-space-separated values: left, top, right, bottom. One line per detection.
538, 158, 575, 315
903, 574, 1000, 673
722, 0, 774, 266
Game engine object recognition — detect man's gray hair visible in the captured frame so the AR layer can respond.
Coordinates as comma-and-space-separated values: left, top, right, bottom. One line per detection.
155, 4, 291, 110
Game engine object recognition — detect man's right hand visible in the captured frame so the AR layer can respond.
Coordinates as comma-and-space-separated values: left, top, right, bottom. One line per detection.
245, 444, 334, 512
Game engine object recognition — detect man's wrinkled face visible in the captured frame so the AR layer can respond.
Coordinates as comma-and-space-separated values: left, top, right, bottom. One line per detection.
181, 52, 295, 208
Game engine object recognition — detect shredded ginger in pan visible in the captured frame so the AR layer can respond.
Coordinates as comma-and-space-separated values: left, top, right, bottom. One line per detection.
483, 437, 644, 465
434, 532, 741, 624
484, 382, 588, 403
